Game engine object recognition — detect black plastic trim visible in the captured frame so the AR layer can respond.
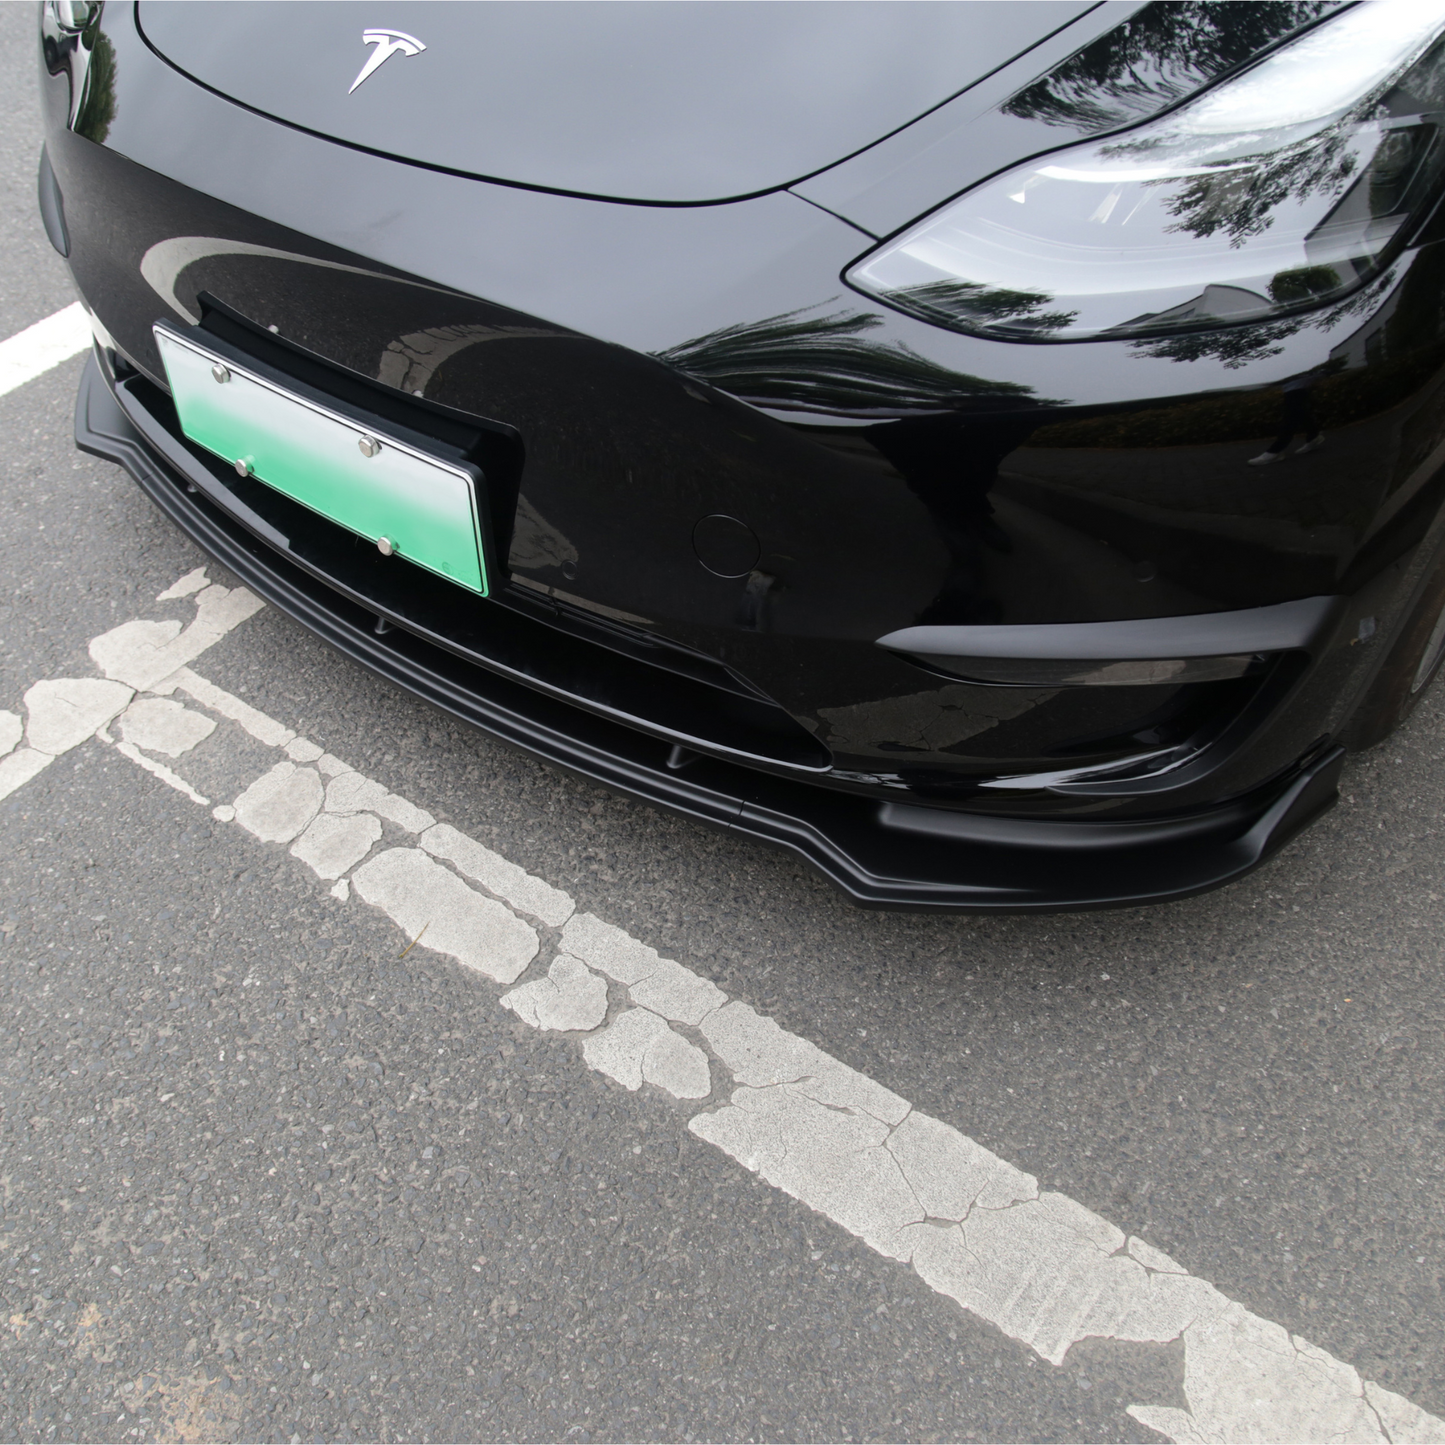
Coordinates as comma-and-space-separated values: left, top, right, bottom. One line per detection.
76, 352, 1345, 913
877, 597, 1339, 662
37, 144, 68, 257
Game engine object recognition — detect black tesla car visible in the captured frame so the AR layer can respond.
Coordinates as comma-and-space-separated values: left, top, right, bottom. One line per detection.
39, 0, 1445, 910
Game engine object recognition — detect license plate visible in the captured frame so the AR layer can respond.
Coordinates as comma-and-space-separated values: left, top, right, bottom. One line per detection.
153, 324, 489, 596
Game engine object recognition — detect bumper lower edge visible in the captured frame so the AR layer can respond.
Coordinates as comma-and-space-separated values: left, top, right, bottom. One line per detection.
77, 352, 1343, 912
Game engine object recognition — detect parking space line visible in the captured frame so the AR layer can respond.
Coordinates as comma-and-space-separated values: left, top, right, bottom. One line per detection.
0, 301, 91, 398
3, 570, 1440, 1442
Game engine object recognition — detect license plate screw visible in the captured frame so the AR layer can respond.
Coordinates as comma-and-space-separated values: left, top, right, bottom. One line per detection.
358, 436, 381, 458
234, 458, 252, 477
211, 364, 230, 384
377, 537, 394, 556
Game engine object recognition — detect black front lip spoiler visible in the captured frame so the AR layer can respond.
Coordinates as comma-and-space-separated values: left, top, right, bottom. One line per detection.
76, 352, 1344, 913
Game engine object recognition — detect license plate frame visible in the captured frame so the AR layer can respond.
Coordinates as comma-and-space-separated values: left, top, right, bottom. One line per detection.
154, 322, 490, 596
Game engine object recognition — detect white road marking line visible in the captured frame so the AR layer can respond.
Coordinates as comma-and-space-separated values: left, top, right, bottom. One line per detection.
323, 769, 435, 833
155, 566, 211, 601
349, 847, 539, 985
23, 677, 133, 754
89, 582, 264, 691
104, 730, 210, 809
290, 810, 382, 881
160, 665, 295, 748
699, 997, 908, 1124
420, 821, 574, 927
0, 678, 135, 801
562, 911, 728, 1024
116, 697, 216, 757
4, 571, 1442, 1443
0, 710, 21, 756
501, 954, 609, 1032
0, 747, 54, 802
0, 301, 91, 399
583, 1007, 713, 1099
232, 761, 324, 844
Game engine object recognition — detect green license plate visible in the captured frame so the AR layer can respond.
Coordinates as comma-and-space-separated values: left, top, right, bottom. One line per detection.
154, 323, 489, 596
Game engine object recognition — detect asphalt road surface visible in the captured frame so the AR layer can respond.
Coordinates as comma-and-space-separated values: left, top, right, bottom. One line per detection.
4, 11, 1445, 1443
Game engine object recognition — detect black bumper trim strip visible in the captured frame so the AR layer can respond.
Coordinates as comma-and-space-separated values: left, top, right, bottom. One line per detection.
878, 596, 1338, 662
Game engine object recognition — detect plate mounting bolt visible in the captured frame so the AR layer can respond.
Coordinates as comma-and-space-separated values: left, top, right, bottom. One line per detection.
377, 537, 394, 557
358, 436, 381, 458
211, 364, 230, 384
234, 458, 251, 477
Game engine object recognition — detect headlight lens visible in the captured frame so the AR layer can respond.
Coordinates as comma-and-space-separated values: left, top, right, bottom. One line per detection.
847, 0, 1445, 342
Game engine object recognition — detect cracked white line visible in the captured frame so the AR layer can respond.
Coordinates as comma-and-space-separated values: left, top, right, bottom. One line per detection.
501, 954, 609, 1033
105, 729, 210, 808
4, 569, 1442, 1444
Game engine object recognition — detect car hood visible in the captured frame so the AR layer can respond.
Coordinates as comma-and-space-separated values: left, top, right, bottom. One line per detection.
136, 0, 1093, 204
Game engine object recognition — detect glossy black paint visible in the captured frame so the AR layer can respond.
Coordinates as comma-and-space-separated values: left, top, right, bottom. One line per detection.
135, 1, 1094, 204
39, 1, 1445, 908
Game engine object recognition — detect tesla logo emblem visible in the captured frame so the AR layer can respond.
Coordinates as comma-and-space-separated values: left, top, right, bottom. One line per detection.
348, 28, 425, 94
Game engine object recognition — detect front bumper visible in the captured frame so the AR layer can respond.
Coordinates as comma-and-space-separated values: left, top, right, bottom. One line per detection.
77, 351, 1345, 912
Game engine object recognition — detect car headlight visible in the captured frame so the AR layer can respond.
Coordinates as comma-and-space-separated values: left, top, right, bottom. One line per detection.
846, 0, 1445, 343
